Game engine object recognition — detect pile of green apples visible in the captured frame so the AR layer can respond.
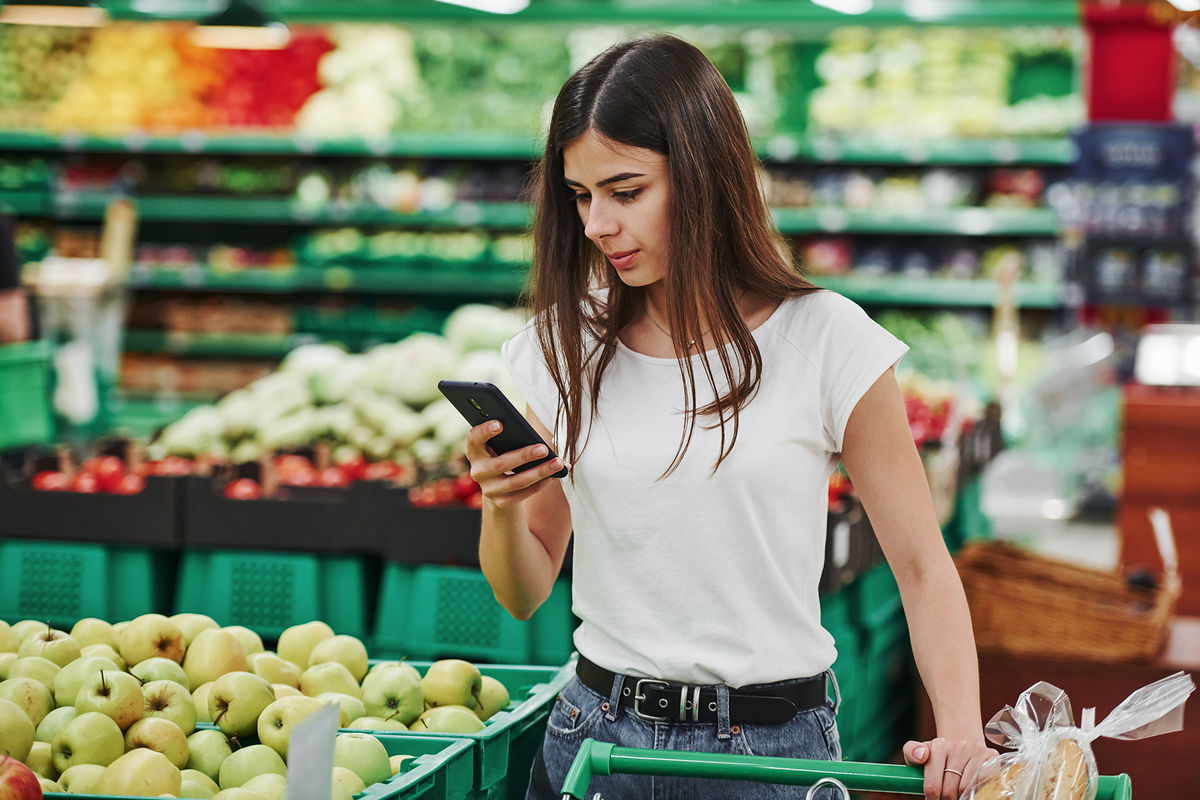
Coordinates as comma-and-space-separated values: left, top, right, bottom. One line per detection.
0, 614, 511, 799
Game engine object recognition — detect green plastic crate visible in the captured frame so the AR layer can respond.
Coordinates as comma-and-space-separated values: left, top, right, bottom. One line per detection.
853, 561, 903, 631
0, 540, 169, 628
373, 564, 573, 666
175, 549, 372, 640
352, 659, 574, 797
363, 733, 477, 800
0, 339, 55, 451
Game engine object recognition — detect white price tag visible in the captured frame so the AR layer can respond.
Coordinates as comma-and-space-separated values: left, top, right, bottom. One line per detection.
285, 702, 339, 800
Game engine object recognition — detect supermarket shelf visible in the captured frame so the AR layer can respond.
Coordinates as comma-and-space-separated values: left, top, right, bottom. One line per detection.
772, 207, 1062, 236
0, 189, 50, 216
48, 194, 534, 228
123, 330, 306, 358
0, 130, 1075, 165
127, 264, 528, 296
815, 275, 1063, 309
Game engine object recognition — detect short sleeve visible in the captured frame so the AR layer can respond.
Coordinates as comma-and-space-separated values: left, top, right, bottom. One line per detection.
815, 292, 909, 453
500, 319, 561, 431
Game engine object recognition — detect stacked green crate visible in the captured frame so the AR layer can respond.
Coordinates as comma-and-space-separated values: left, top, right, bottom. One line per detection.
0, 340, 55, 452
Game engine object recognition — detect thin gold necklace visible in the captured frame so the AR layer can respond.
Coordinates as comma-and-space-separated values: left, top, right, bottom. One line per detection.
644, 305, 710, 350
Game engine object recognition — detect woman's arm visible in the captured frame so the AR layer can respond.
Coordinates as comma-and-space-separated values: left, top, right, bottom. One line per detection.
474, 405, 573, 621
840, 368, 992, 800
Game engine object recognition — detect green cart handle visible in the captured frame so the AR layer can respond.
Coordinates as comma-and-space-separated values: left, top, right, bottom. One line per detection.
560, 739, 1133, 799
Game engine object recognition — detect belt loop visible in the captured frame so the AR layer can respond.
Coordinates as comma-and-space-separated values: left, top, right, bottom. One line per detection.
605, 672, 624, 722
826, 668, 841, 713
715, 684, 732, 740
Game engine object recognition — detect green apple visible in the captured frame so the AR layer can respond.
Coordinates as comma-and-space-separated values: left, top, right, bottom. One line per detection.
10, 620, 46, 643
0, 696, 35, 760
168, 613, 219, 648
69, 619, 120, 651
271, 684, 301, 699
241, 772, 286, 800
185, 729, 233, 783
0, 677, 53, 727
360, 664, 422, 726
180, 768, 220, 800
78, 644, 126, 671
331, 765, 365, 796
183, 629, 248, 689
421, 660, 481, 709
256, 695, 325, 759
0, 620, 18, 653
217, 744, 286, 790
95, 747, 182, 797
276, 621, 334, 669
7, 656, 59, 694
35, 706, 78, 744
476, 675, 510, 721
246, 653, 301, 688
58, 762, 106, 794
307, 635, 368, 683
75, 669, 143, 730
119, 613, 185, 668
17, 628, 80, 668
192, 681, 214, 723
124, 717, 189, 769
51, 711, 124, 772
130, 656, 189, 687
314, 692, 364, 726
53, 654, 121, 707
36, 776, 59, 793
346, 716, 407, 732
332, 732, 390, 787
366, 661, 420, 683
142, 679, 197, 735
299, 662, 360, 699
25, 740, 57, 779
410, 706, 485, 734
213, 789, 271, 800
388, 754, 413, 776
208, 671, 275, 737
0, 653, 17, 679
221, 627, 264, 656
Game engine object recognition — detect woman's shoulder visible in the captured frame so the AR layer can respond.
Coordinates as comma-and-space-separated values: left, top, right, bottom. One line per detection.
770, 288, 869, 334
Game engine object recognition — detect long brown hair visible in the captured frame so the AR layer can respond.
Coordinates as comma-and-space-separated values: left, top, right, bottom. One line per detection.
527, 34, 818, 477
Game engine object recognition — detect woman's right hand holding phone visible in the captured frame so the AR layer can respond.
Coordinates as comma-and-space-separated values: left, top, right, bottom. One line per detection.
466, 420, 566, 509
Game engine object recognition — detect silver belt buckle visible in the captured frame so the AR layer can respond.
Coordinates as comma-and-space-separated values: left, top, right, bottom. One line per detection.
632, 678, 670, 721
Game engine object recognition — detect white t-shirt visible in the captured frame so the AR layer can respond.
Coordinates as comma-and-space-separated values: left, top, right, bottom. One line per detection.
501, 290, 908, 687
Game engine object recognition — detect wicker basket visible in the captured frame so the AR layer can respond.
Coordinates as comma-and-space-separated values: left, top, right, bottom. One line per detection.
955, 539, 1178, 663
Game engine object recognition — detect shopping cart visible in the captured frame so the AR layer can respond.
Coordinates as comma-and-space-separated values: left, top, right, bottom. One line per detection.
559, 738, 1134, 799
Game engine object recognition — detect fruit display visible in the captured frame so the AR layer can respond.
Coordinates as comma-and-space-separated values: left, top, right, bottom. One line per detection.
798, 236, 1063, 284
0, 614, 512, 797
0, 24, 92, 130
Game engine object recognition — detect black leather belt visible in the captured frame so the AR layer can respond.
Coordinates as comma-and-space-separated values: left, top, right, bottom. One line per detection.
576, 655, 826, 726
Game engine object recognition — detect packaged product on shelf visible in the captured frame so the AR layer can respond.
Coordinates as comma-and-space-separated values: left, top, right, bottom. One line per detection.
964, 673, 1194, 800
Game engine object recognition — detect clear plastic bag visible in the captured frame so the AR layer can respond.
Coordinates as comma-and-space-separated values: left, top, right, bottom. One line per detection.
961, 672, 1195, 800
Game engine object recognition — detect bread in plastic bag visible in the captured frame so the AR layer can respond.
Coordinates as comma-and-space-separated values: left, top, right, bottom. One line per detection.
962, 671, 1194, 800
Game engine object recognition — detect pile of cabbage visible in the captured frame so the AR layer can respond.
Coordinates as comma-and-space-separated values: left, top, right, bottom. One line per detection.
148, 304, 528, 466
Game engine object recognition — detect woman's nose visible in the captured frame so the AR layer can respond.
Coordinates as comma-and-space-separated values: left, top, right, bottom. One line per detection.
583, 200, 619, 240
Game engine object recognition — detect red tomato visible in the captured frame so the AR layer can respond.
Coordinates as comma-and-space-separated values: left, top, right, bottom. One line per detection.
318, 466, 351, 488
82, 455, 126, 492
71, 473, 101, 494
224, 478, 261, 500
280, 468, 317, 487
408, 485, 437, 507
32, 470, 70, 491
452, 473, 480, 502
334, 452, 368, 481
362, 460, 402, 482
113, 473, 145, 495
432, 478, 457, 507
275, 454, 315, 481
150, 456, 194, 476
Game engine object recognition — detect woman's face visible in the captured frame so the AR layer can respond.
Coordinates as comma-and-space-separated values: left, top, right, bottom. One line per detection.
562, 130, 671, 288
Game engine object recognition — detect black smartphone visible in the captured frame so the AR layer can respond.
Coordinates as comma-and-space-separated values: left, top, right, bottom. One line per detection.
437, 380, 568, 479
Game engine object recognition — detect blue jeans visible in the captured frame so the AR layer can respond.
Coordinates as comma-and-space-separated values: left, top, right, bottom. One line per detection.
526, 669, 843, 800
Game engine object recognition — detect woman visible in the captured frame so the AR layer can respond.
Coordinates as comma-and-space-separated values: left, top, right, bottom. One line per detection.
468, 34, 991, 800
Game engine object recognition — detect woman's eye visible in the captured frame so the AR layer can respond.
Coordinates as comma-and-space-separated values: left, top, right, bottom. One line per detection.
613, 189, 642, 204
571, 193, 590, 205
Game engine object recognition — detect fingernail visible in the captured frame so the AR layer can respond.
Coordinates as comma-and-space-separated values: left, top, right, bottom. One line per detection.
534, 445, 548, 457
914, 746, 926, 760
490, 421, 500, 431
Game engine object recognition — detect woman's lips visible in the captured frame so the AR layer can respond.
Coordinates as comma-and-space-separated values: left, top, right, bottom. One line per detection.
607, 250, 639, 270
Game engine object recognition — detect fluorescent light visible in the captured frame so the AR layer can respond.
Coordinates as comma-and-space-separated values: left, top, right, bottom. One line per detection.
812, 0, 873, 13
432, 0, 530, 13
0, 3, 106, 26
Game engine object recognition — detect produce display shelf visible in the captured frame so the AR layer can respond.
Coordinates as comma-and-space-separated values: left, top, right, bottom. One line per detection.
0, 188, 50, 216
771, 206, 1062, 236
123, 329, 306, 358
814, 275, 1064, 309
0, 130, 1075, 165
46, 193, 535, 228
127, 264, 528, 296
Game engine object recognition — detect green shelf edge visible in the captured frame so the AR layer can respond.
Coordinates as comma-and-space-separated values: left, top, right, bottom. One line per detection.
772, 207, 1061, 236
127, 264, 529, 295
0, 130, 1076, 165
814, 275, 1062, 308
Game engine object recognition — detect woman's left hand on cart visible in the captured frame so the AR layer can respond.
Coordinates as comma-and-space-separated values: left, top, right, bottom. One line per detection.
903, 737, 996, 800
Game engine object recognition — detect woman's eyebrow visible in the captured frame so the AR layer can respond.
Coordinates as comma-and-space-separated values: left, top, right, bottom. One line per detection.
564, 172, 646, 188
